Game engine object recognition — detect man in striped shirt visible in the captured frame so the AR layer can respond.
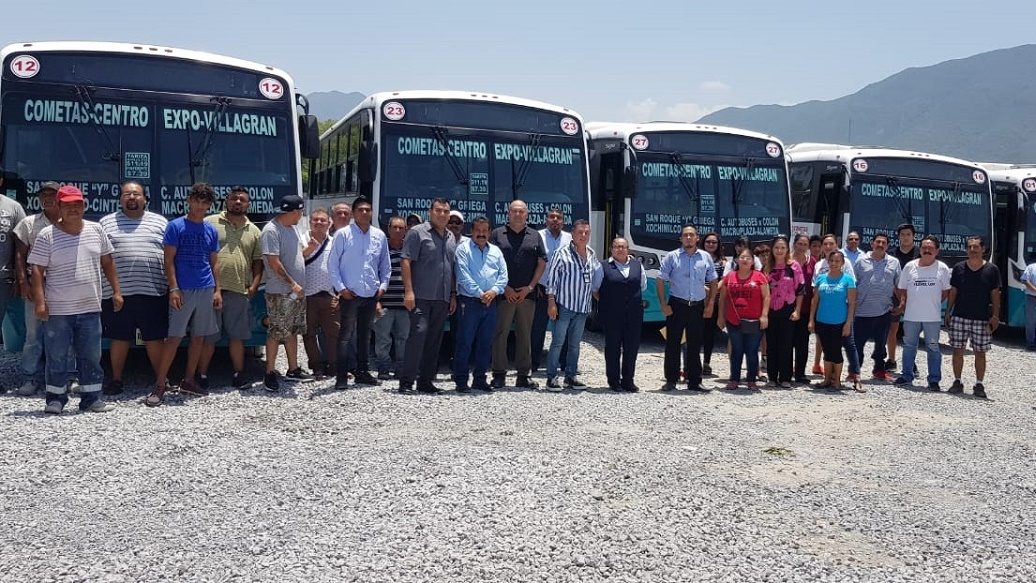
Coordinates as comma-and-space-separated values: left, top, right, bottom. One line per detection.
373, 215, 410, 380
544, 220, 601, 391
99, 180, 169, 395
29, 185, 123, 414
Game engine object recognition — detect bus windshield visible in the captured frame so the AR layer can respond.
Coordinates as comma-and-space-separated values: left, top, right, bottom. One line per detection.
629, 155, 788, 251
379, 126, 588, 227
850, 174, 991, 257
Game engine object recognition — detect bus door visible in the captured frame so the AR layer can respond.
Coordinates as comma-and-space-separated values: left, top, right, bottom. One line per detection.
590, 139, 627, 243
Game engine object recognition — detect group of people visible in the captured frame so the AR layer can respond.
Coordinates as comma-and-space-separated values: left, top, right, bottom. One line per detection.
0, 174, 1020, 410
698, 224, 1002, 399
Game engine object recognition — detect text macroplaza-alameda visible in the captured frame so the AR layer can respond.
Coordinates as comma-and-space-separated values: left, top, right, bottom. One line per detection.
22, 99, 279, 137
395, 137, 576, 164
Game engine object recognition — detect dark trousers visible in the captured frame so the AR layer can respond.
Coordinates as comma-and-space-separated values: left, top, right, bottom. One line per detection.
702, 307, 719, 365
604, 310, 642, 389
664, 298, 704, 386
816, 321, 846, 364
400, 299, 450, 386
854, 312, 892, 374
338, 295, 376, 375
792, 315, 811, 378
531, 287, 567, 371
765, 310, 795, 383
453, 297, 497, 386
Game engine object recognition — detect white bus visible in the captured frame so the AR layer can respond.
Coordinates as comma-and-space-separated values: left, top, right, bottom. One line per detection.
309, 90, 591, 228
0, 41, 320, 348
788, 144, 994, 266
983, 164, 1036, 328
587, 122, 793, 323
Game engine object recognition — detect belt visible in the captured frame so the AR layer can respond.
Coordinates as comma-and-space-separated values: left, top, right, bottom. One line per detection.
671, 296, 704, 307
315, 290, 334, 298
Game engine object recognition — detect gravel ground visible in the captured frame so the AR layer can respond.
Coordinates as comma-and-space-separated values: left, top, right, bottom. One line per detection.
1, 327, 1035, 582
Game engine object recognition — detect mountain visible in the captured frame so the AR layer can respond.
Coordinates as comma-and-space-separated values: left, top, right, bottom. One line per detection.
698, 45, 1036, 164
304, 91, 366, 122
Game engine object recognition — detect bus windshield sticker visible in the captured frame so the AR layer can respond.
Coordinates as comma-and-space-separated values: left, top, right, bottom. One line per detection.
631, 135, 649, 150
258, 78, 284, 100
973, 170, 986, 184
852, 159, 868, 173
123, 152, 150, 179
1023, 178, 1036, 193
766, 142, 782, 158
162, 108, 278, 137
10, 55, 40, 79
469, 172, 489, 196
24, 99, 149, 128
560, 117, 579, 135
384, 102, 406, 121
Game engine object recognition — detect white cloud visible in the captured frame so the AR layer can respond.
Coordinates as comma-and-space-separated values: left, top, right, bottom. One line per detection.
625, 97, 657, 121
698, 80, 731, 92
665, 102, 724, 122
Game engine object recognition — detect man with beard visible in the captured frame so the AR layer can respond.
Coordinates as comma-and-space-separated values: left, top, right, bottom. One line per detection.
200, 186, 264, 389
531, 207, 571, 372
99, 181, 169, 394
894, 235, 951, 392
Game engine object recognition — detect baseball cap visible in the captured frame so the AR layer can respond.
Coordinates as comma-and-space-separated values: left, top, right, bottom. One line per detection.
448, 210, 464, 222
279, 194, 304, 213
57, 185, 84, 203
39, 181, 61, 193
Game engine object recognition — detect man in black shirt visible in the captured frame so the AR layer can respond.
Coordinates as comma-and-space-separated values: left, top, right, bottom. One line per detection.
887, 223, 921, 371
488, 200, 546, 389
945, 236, 1000, 399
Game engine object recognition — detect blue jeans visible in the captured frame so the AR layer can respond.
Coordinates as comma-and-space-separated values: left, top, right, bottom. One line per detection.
373, 308, 410, 373
453, 296, 497, 385
42, 313, 104, 408
547, 306, 588, 380
728, 323, 762, 382
901, 320, 942, 383
22, 301, 75, 386
1025, 295, 1036, 349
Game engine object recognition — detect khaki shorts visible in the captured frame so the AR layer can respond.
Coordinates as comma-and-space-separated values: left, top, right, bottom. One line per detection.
266, 293, 306, 339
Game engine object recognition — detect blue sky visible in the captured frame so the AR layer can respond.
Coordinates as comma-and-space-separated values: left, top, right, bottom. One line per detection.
4, 0, 1034, 121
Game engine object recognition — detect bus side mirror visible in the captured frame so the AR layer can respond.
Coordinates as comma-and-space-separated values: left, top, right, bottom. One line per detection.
359, 141, 378, 183
623, 166, 637, 198
298, 115, 320, 160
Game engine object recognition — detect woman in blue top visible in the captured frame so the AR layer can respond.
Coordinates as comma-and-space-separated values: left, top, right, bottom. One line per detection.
808, 251, 862, 391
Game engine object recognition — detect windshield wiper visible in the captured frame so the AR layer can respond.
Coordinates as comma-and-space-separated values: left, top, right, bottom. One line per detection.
430, 126, 470, 186
669, 152, 701, 219
885, 177, 914, 224
188, 96, 231, 183
73, 84, 121, 163
512, 133, 545, 195
937, 182, 961, 241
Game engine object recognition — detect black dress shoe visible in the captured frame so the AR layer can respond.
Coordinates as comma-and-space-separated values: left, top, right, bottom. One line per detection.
661, 382, 678, 392
491, 374, 506, 389
687, 384, 712, 393
608, 385, 623, 392
353, 372, 380, 386
516, 376, 539, 389
472, 381, 493, 392
416, 384, 443, 394
455, 384, 471, 393
397, 383, 415, 394
624, 384, 640, 393
334, 376, 350, 390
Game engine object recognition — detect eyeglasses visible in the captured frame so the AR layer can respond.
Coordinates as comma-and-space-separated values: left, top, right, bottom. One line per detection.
448, 220, 462, 226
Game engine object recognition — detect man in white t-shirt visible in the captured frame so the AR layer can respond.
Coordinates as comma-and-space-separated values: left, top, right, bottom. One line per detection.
28, 186, 123, 414
893, 235, 951, 391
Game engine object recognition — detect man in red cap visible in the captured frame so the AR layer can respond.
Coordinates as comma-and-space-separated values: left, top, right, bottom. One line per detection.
28, 185, 123, 414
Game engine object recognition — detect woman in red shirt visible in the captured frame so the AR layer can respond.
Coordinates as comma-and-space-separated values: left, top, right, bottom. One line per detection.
717, 249, 770, 389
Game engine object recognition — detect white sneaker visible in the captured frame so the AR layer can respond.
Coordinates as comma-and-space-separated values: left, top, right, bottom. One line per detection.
16, 381, 38, 397
44, 401, 64, 415
82, 400, 114, 413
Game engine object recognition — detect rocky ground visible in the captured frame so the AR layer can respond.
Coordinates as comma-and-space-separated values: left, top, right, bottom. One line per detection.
1, 327, 1034, 582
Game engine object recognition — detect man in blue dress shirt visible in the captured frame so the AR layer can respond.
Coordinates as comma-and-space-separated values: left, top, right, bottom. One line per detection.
655, 225, 718, 392
453, 217, 509, 392
328, 196, 391, 390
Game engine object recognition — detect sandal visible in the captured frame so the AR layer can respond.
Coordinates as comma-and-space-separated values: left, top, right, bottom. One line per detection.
145, 384, 167, 408
746, 381, 759, 390
853, 378, 866, 393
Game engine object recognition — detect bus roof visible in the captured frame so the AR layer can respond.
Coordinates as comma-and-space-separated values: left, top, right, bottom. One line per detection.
324, 90, 586, 137
787, 143, 984, 171
0, 41, 295, 84
983, 164, 1036, 183
586, 121, 783, 145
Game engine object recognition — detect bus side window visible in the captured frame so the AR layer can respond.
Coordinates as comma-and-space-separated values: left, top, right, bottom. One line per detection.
789, 163, 816, 223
